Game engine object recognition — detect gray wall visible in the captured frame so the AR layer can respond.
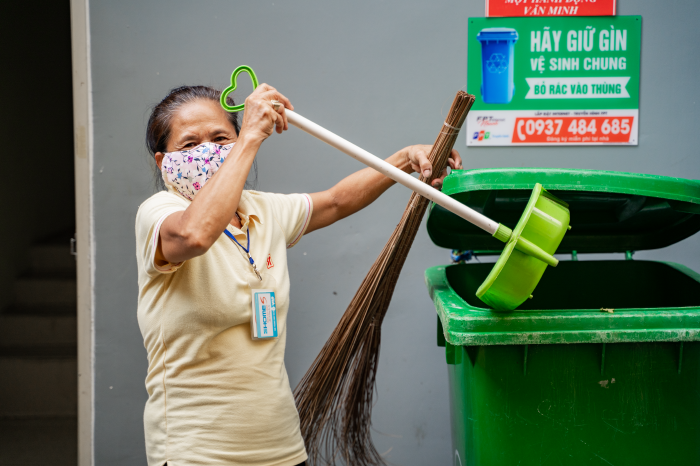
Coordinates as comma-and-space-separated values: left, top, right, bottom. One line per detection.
89, 1, 700, 464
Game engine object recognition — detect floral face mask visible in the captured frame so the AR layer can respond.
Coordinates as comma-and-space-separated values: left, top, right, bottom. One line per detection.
161, 142, 234, 200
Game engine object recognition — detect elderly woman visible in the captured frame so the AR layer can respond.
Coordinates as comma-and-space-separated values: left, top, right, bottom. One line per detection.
135, 82, 461, 466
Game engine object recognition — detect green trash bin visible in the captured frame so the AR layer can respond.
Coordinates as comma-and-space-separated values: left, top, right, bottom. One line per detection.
425, 168, 700, 466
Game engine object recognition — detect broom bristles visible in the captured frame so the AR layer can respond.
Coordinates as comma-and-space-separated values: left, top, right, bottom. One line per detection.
295, 91, 475, 465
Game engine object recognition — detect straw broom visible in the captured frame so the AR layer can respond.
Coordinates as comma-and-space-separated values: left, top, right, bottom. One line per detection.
294, 91, 475, 465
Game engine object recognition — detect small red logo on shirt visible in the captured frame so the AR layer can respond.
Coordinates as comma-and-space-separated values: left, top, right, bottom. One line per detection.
267, 255, 274, 269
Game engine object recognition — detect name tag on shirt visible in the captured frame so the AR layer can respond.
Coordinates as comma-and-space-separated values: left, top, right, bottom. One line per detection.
251, 289, 278, 339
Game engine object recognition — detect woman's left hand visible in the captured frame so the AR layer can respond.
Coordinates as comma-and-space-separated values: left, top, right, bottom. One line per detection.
405, 145, 463, 190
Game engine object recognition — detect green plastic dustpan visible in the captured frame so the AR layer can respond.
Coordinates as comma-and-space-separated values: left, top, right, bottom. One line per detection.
220, 66, 571, 312
476, 184, 571, 310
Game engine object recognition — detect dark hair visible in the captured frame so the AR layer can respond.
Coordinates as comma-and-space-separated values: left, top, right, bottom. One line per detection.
146, 85, 256, 190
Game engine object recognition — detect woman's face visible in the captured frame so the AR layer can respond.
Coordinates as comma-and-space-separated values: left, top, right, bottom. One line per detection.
155, 98, 238, 169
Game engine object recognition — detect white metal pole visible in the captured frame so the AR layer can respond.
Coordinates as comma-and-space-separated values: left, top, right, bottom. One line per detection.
285, 110, 499, 235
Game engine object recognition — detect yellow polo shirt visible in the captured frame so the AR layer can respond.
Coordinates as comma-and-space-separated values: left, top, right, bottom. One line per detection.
135, 188, 313, 466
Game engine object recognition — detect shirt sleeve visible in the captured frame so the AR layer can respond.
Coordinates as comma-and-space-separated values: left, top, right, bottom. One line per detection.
135, 193, 188, 277
266, 193, 314, 248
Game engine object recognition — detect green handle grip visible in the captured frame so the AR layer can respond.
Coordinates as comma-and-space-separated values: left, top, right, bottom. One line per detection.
516, 236, 559, 267
220, 65, 259, 113
493, 223, 559, 267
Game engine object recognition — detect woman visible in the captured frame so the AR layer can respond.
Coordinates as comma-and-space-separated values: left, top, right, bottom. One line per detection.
136, 82, 462, 466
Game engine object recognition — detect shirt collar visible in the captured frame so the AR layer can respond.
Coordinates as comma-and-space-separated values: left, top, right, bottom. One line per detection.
237, 191, 262, 226
226, 192, 262, 238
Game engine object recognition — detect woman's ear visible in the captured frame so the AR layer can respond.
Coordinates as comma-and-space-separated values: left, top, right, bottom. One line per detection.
155, 152, 164, 170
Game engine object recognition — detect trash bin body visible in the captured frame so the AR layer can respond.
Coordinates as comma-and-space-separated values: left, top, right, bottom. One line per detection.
425, 168, 700, 466
477, 28, 518, 104
444, 337, 700, 466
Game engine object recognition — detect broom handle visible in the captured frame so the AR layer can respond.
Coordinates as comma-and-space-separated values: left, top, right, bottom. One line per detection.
285, 110, 500, 236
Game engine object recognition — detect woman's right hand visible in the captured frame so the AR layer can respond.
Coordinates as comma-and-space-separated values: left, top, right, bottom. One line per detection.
239, 84, 294, 141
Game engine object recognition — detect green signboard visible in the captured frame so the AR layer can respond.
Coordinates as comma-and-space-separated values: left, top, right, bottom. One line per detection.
466, 16, 641, 145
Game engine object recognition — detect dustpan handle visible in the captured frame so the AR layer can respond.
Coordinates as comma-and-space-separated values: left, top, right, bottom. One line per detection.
286, 110, 562, 266
286, 106, 563, 267
284, 110, 500, 235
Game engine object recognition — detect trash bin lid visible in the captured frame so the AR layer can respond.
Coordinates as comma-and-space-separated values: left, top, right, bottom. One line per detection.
476, 28, 519, 42
427, 168, 700, 254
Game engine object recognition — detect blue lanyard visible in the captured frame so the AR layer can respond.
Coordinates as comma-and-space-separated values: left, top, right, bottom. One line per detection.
224, 227, 262, 280
224, 228, 252, 263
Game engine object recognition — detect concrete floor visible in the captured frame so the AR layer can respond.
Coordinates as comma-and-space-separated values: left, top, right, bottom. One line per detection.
0, 418, 77, 465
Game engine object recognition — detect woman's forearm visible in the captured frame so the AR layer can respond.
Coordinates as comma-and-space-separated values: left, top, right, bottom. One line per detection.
159, 133, 262, 262
333, 148, 410, 217
306, 148, 411, 233
306, 144, 460, 234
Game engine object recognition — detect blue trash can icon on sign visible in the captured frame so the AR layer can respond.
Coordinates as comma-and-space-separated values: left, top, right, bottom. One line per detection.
476, 28, 518, 104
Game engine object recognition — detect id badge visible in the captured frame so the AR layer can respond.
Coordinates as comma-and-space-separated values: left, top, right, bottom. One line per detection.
251, 289, 278, 339
246, 271, 279, 340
